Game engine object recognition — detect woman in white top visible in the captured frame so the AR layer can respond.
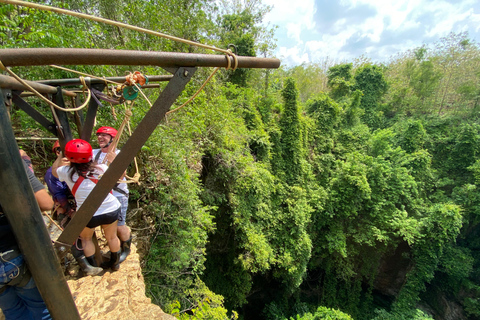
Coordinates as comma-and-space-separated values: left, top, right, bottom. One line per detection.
52, 139, 122, 271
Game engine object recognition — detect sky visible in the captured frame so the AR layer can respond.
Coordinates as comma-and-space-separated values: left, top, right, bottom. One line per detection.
261, 0, 480, 68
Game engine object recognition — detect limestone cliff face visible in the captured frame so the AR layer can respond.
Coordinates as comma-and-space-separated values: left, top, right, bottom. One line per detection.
66, 244, 177, 320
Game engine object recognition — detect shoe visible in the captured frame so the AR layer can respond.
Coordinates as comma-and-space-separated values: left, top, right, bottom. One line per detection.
77, 255, 102, 276
119, 236, 132, 263
100, 251, 120, 271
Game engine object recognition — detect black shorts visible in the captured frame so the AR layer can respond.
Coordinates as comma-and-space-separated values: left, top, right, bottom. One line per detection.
86, 207, 120, 228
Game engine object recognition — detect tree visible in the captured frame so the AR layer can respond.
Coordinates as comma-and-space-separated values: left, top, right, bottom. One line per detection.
353, 65, 388, 129
326, 64, 354, 101
215, 0, 275, 87
280, 78, 303, 184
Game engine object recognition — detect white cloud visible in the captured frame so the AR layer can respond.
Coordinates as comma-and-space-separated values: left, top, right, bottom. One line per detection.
263, 0, 315, 26
263, 0, 480, 67
286, 22, 304, 44
278, 46, 310, 66
263, 0, 316, 47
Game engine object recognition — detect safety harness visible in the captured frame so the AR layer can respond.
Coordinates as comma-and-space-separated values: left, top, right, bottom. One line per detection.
71, 176, 113, 197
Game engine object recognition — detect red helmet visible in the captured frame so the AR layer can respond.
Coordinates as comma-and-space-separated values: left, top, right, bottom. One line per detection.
64, 139, 93, 163
52, 140, 60, 153
96, 126, 117, 138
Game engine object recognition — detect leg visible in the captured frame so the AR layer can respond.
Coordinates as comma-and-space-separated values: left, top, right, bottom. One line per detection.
0, 286, 32, 320
115, 194, 131, 242
15, 277, 52, 320
79, 227, 96, 257
71, 244, 102, 277
115, 194, 132, 263
102, 221, 120, 253
100, 221, 121, 270
117, 225, 131, 242
0, 255, 33, 319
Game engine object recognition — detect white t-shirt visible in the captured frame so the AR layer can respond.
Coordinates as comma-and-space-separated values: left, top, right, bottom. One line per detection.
92, 148, 129, 197
57, 165, 120, 217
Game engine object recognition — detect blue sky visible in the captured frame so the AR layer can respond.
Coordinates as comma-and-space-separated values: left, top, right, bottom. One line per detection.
262, 0, 480, 67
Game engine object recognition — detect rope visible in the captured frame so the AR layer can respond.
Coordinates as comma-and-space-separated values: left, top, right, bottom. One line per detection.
0, 60, 92, 112
49, 103, 65, 140
50, 65, 122, 85
98, 102, 141, 185
133, 83, 152, 107
125, 109, 141, 185
15, 137, 59, 141
166, 51, 238, 115
52, 65, 154, 108
167, 67, 220, 115
2, 0, 238, 173
108, 108, 132, 157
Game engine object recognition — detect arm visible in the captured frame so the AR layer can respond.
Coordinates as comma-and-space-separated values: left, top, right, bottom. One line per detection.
105, 149, 127, 179
34, 189, 54, 212
23, 161, 54, 211
52, 152, 70, 179
19, 149, 34, 173
45, 170, 70, 212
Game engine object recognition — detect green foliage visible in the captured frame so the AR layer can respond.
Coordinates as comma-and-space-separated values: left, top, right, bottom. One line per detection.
306, 93, 342, 137
286, 62, 330, 102
231, 164, 312, 290
353, 65, 388, 129
408, 59, 441, 106
280, 78, 304, 184
168, 278, 238, 320
327, 64, 354, 101
291, 306, 353, 320
215, 0, 275, 86
393, 203, 462, 313
371, 308, 433, 320
396, 120, 428, 153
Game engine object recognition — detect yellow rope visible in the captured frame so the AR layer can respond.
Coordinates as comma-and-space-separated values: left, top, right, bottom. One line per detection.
133, 83, 153, 107
50, 65, 122, 85
0, 60, 91, 112
52, 65, 154, 107
125, 106, 141, 185
167, 67, 220, 115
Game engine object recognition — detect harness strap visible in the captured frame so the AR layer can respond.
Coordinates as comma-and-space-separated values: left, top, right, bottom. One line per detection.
94, 150, 102, 162
113, 186, 128, 196
71, 176, 110, 197
71, 176, 84, 197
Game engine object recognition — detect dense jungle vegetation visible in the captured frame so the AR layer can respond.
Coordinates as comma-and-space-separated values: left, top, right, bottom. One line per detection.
2, 0, 480, 319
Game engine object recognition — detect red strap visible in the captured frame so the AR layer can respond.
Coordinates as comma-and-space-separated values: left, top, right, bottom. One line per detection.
71, 176, 84, 197
71, 176, 111, 197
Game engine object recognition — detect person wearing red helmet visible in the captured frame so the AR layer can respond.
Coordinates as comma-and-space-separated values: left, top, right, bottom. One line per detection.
52, 139, 122, 271
93, 126, 132, 264
45, 140, 103, 276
